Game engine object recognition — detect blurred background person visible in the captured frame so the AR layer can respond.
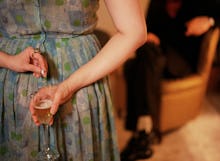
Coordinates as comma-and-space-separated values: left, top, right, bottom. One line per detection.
121, 0, 220, 160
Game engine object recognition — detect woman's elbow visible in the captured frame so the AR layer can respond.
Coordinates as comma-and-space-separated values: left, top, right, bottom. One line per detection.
131, 24, 147, 47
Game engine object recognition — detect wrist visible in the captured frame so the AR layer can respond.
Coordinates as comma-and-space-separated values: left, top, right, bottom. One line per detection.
64, 74, 83, 95
6, 55, 16, 70
0, 51, 13, 69
60, 79, 76, 96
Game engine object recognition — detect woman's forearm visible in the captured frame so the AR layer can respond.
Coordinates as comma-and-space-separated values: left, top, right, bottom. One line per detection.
64, 30, 147, 93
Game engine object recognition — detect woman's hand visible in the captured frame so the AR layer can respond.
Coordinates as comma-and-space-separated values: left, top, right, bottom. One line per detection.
185, 16, 214, 37
8, 47, 48, 77
30, 85, 57, 126
29, 83, 74, 125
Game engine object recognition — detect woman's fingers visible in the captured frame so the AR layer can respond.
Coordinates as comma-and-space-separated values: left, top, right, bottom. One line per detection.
29, 86, 57, 125
29, 97, 41, 126
31, 52, 48, 77
50, 94, 60, 115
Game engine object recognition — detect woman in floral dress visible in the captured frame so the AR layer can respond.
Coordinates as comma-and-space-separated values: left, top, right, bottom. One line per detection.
0, 0, 147, 160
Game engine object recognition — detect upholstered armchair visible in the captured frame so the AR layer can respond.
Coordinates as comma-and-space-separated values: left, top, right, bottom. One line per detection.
109, 27, 219, 134
159, 27, 220, 132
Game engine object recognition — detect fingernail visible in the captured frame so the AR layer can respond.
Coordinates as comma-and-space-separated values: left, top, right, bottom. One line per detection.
41, 69, 45, 76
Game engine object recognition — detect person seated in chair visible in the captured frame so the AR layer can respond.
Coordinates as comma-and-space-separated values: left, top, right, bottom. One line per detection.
121, 0, 220, 160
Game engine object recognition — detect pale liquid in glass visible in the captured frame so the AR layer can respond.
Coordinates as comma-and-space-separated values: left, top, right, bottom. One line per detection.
34, 99, 53, 124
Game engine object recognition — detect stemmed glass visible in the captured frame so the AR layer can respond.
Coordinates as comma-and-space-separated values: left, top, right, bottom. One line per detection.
32, 87, 60, 161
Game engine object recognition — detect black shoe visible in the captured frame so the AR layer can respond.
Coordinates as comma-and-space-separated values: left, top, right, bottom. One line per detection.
120, 130, 154, 161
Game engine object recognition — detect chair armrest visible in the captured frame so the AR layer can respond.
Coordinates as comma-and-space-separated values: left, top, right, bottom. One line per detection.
198, 27, 220, 74
161, 75, 204, 94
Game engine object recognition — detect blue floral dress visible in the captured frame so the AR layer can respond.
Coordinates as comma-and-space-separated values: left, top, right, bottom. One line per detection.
0, 0, 120, 161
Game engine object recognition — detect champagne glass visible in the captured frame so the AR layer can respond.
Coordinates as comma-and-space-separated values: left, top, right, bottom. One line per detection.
33, 92, 60, 161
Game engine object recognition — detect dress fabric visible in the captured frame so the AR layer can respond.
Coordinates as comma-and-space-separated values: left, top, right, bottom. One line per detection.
0, 0, 120, 161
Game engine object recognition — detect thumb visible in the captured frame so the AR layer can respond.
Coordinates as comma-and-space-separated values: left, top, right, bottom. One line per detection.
50, 95, 60, 115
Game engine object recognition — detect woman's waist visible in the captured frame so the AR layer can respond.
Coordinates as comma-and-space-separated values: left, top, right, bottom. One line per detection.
0, 30, 95, 39
0, 32, 99, 56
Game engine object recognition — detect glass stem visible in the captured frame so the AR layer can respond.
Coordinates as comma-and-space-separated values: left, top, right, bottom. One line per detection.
44, 124, 50, 151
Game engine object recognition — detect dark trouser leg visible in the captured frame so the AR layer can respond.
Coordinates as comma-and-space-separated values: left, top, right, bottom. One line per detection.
124, 43, 165, 132
124, 58, 140, 131
139, 43, 165, 132
121, 43, 165, 161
